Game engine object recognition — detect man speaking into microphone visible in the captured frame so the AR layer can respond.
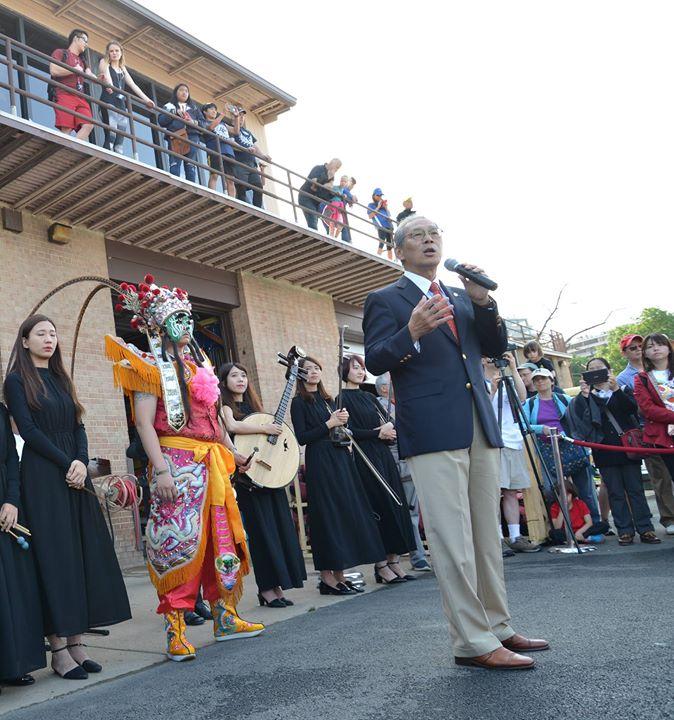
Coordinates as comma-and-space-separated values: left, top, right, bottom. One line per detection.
363, 216, 548, 670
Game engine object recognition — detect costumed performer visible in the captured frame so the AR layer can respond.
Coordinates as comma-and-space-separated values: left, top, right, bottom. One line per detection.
105, 275, 264, 662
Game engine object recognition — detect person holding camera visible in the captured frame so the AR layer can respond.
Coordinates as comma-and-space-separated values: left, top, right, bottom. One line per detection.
483, 353, 540, 553
367, 188, 394, 260
570, 358, 659, 546
521, 368, 601, 525
634, 333, 674, 482
230, 106, 271, 208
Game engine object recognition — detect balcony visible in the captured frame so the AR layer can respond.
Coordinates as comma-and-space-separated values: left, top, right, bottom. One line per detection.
0, 34, 401, 306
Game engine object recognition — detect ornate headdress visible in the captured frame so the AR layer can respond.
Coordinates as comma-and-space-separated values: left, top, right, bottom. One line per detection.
114, 274, 191, 334
113, 274, 206, 432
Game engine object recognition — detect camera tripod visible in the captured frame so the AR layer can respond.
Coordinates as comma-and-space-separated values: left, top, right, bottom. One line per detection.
492, 360, 588, 554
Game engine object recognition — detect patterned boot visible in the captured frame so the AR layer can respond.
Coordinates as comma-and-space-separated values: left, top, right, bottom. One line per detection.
164, 610, 196, 661
210, 599, 265, 642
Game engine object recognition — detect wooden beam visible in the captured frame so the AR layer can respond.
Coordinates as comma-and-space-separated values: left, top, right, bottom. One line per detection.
198, 222, 279, 263
54, 172, 132, 222
251, 99, 279, 116
110, 192, 182, 235
69, 177, 151, 225
15, 157, 97, 209
121, 24, 153, 45
168, 55, 204, 76
139, 204, 222, 249
160, 211, 249, 254
88, 181, 164, 229
129, 198, 208, 244
213, 82, 250, 102
0, 133, 32, 159
227, 231, 297, 270
54, 0, 82, 17
0, 145, 61, 191
32, 164, 117, 214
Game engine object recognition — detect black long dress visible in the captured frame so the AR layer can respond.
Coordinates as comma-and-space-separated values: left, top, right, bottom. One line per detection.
4, 370, 131, 637
0, 403, 46, 681
290, 392, 385, 570
234, 401, 306, 592
341, 389, 415, 555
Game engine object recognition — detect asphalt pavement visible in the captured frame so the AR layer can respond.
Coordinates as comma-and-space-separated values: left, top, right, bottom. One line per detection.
10, 538, 674, 720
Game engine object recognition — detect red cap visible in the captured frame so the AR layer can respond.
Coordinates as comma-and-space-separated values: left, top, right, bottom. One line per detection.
620, 334, 643, 351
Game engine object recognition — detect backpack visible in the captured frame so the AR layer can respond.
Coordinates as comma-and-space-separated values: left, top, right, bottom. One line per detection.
47, 50, 69, 103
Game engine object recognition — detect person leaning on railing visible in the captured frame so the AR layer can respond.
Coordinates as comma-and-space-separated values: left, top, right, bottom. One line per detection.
158, 83, 203, 183
97, 40, 154, 154
229, 107, 271, 209
367, 188, 394, 260
48, 29, 97, 142
200, 102, 247, 197
297, 158, 342, 231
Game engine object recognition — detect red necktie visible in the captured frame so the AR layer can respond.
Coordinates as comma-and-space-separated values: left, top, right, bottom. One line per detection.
429, 281, 460, 343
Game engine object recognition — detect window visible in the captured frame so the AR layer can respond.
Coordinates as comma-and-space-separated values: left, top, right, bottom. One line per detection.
0, 10, 20, 115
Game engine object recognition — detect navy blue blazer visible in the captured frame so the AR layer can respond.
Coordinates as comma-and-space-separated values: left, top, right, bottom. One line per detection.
363, 275, 508, 458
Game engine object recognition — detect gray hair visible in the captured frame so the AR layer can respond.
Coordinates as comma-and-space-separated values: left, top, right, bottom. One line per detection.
374, 373, 390, 395
393, 215, 431, 248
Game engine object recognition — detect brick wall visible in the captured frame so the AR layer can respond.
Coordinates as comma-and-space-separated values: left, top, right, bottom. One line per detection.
231, 272, 341, 412
0, 208, 142, 568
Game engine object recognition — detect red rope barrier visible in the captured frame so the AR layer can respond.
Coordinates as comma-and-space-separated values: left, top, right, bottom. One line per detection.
560, 437, 674, 454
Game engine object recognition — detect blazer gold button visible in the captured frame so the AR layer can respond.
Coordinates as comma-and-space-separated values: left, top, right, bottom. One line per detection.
465, 382, 472, 390
462, 353, 467, 360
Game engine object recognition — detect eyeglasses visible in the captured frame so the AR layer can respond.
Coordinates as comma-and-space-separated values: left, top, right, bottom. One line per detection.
76, 35, 89, 44
406, 228, 442, 242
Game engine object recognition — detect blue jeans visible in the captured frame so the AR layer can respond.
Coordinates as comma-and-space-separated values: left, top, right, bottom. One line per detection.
298, 195, 320, 230
600, 464, 653, 535
169, 146, 197, 182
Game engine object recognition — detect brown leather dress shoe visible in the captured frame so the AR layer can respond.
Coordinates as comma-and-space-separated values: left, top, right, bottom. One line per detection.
455, 646, 535, 670
502, 633, 550, 652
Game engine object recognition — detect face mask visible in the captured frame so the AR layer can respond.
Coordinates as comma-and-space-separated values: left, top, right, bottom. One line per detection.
164, 312, 194, 343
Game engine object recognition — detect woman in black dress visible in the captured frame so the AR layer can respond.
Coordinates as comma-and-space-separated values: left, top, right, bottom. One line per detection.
341, 355, 416, 582
290, 356, 391, 595
0, 402, 46, 691
4, 315, 131, 680
219, 362, 306, 608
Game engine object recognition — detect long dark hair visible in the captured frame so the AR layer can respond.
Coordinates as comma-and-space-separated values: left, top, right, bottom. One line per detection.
218, 362, 263, 419
5, 314, 85, 422
642, 333, 674, 375
296, 356, 332, 403
170, 82, 195, 110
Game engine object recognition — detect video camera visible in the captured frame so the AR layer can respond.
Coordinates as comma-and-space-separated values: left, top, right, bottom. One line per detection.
488, 342, 518, 369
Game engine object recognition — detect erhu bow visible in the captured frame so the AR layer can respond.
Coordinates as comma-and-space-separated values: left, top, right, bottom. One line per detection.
329, 324, 351, 447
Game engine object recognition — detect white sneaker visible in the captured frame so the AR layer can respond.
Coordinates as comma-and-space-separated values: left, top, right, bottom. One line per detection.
665, 525, 674, 536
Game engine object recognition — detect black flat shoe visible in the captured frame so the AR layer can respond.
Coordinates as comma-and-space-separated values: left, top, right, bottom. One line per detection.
184, 610, 206, 626
6, 674, 35, 686
258, 593, 286, 608
67, 643, 102, 673
51, 646, 88, 680
318, 580, 352, 596
387, 562, 416, 581
343, 580, 365, 593
280, 597, 294, 606
194, 600, 213, 620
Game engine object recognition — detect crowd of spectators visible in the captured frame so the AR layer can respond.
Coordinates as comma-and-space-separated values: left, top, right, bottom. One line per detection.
497, 332, 674, 554
44, 29, 416, 255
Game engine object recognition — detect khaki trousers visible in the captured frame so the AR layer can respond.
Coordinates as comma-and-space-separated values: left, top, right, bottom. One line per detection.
407, 406, 513, 657
645, 455, 674, 528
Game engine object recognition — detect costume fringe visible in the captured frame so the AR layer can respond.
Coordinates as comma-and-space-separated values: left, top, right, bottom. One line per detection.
104, 334, 162, 398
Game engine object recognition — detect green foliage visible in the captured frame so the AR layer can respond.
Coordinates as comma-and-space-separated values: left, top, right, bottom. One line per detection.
596, 308, 674, 371
570, 355, 591, 385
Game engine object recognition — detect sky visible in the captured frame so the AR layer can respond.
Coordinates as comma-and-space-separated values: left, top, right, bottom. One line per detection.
138, 0, 670, 340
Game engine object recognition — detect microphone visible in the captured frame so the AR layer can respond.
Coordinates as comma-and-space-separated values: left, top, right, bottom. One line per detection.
443, 258, 498, 291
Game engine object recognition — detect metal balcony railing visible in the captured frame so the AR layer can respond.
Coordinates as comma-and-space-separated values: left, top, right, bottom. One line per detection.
0, 32, 398, 258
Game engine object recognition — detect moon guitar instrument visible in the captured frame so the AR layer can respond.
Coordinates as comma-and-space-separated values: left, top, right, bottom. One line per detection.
234, 346, 308, 490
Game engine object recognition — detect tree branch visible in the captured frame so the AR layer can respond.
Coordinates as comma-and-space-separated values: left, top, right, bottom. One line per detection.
564, 311, 615, 346
536, 284, 567, 341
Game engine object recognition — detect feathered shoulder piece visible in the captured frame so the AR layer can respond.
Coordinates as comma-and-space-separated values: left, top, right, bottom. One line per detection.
104, 334, 162, 398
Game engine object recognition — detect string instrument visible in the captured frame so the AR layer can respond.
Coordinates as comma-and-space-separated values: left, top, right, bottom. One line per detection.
330, 324, 351, 448
234, 346, 307, 490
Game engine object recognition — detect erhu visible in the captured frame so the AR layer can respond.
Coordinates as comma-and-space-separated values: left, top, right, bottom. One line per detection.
329, 324, 351, 447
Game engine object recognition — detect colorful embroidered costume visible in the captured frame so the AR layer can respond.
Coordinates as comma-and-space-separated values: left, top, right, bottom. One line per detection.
105, 275, 263, 661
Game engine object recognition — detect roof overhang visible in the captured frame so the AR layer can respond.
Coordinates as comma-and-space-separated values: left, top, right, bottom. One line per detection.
0, 112, 400, 306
